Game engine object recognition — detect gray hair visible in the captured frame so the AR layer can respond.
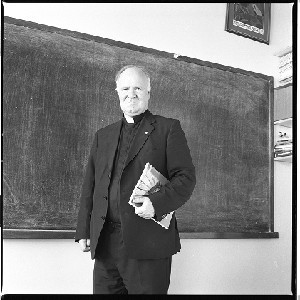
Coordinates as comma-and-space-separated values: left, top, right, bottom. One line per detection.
115, 65, 151, 92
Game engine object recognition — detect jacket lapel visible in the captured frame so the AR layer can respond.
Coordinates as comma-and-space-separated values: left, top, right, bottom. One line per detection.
124, 112, 155, 168
105, 120, 122, 170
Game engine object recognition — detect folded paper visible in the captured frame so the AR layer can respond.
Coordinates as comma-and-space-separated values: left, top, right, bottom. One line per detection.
129, 163, 174, 229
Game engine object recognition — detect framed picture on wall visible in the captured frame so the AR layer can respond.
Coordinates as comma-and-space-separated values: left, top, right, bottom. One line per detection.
225, 3, 271, 44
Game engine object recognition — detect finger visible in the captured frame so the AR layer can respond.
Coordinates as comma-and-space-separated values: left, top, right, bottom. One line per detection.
80, 243, 90, 252
133, 197, 145, 204
79, 240, 86, 248
80, 244, 87, 251
135, 209, 144, 216
79, 240, 90, 252
137, 212, 151, 219
135, 207, 143, 214
142, 215, 151, 219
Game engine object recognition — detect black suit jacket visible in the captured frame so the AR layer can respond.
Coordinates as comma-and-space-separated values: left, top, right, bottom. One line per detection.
75, 111, 196, 259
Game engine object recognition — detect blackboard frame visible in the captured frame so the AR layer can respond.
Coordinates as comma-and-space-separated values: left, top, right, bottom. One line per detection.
3, 17, 278, 239
3, 229, 279, 239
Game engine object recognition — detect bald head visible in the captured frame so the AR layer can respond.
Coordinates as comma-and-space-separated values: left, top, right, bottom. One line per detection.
115, 65, 151, 92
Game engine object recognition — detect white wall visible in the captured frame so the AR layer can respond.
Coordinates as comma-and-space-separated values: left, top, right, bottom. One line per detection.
2, 3, 293, 295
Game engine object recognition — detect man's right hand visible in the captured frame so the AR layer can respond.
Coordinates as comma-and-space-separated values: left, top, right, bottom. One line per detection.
79, 239, 91, 252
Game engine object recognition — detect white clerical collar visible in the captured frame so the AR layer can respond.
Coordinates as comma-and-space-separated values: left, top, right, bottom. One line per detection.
123, 110, 148, 124
124, 114, 135, 124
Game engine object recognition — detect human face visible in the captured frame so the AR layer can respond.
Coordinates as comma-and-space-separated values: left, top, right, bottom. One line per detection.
116, 68, 150, 117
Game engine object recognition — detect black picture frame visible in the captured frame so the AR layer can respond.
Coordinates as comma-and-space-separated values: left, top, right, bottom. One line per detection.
225, 3, 271, 44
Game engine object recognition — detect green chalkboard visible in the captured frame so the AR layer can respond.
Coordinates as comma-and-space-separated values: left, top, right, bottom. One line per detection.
3, 17, 276, 238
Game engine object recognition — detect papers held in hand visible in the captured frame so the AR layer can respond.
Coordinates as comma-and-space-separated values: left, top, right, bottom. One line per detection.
129, 163, 174, 229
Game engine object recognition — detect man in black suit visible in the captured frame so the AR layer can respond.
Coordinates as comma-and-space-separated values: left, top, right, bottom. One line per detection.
75, 65, 196, 294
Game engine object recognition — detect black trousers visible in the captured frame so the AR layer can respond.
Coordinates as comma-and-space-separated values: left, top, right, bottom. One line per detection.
93, 221, 172, 294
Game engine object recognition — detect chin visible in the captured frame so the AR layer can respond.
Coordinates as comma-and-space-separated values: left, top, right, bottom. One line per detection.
124, 110, 141, 116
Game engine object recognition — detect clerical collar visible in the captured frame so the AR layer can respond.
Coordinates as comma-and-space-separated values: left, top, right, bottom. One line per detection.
123, 110, 148, 125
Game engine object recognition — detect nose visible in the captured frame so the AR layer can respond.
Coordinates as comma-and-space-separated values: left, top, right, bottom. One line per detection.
127, 88, 137, 98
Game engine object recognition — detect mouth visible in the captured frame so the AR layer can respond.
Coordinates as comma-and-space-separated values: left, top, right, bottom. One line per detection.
126, 97, 138, 101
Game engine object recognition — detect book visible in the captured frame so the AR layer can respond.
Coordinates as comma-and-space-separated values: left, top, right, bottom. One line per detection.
276, 139, 293, 145
274, 140, 293, 155
279, 52, 292, 68
129, 162, 174, 229
275, 145, 292, 150
278, 76, 292, 85
274, 151, 292, 158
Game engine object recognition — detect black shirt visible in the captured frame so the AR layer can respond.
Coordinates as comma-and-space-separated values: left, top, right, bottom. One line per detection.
106, 110, 148, 223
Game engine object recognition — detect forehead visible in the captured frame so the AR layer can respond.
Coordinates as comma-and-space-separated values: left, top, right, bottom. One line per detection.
117, 68, 149, 86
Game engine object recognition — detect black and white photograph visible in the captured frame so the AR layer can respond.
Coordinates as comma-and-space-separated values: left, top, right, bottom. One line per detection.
2, 2, 295, 297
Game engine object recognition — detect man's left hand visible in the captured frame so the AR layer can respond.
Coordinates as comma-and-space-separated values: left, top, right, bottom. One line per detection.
133, 196, 155, 219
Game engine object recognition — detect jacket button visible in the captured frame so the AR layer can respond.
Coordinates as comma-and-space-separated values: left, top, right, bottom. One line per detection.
101, 216, 106, 220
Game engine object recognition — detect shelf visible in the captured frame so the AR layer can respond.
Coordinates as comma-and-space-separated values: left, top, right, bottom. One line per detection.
276, 79, 292, 88
273, 68, 292, 164
274, 117, 292, 128
274, 118, 292, 147
273, 46, 292, 57
274, 82, 293, 90
274, 84, 292, 121
274, 155, 292, 163
273, 46, 292, 89
274, 118, 292, 163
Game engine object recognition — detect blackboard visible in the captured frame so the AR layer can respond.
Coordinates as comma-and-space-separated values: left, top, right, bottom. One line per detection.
3, 17, 277, 238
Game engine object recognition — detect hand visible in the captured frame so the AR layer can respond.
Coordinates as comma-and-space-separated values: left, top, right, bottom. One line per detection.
133, 196, 155, 219
79, 239, 90, 252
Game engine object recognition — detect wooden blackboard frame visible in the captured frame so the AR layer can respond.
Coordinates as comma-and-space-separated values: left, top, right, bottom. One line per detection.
3, 229, 279, 239
3, 17, 278, 239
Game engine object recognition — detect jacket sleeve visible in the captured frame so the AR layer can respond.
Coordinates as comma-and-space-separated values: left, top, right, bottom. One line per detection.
148, 120, 196, 221
74, 132, 98, 242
